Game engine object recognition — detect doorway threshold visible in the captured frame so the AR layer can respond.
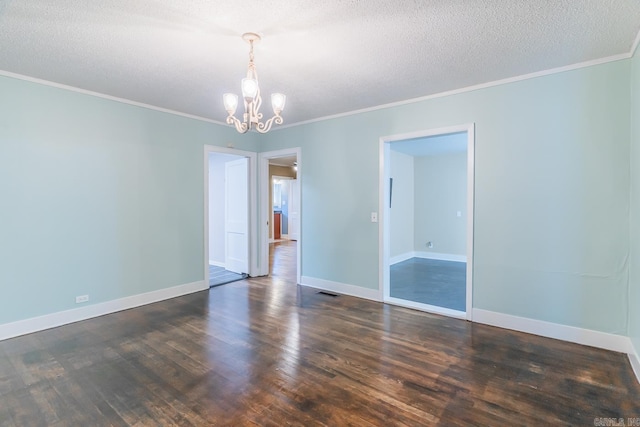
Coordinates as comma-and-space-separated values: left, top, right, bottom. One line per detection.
209, 265, 248, 287
385, 296, 466, 320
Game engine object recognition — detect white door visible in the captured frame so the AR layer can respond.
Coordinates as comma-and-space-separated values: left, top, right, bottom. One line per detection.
225, 158, 249, 274
289, 179, 299, 241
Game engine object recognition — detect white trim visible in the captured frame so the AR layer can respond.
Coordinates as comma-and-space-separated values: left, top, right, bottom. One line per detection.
473, 308, 633, 354
414, 251, 467, 263
209, 260, 225, 268
0, 280, 206, 341
0, 70, 226, 126
380, 123, 475, 147
259, 148, 302, 284
275, 54, 630, 130
390, 251, 467, 264
301, 276, 382, 302
466, 124, 475, 321
385, 297, 466, 320
390, 252, 415, 265
629, 349, 640, 384
380, 140, 391, 301
632, 28, 640, 57
204, 146, 259, 286
380, 123, 475, 321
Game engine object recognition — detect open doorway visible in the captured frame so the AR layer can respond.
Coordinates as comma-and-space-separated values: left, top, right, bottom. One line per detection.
380, 124, 474, 320
259, 148, 301, 284
204, 146, 257, 287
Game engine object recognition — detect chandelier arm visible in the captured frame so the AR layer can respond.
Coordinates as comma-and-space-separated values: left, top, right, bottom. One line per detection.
255, 114, 284, 134
254, 92, 263, 121
226, 115, 249, 134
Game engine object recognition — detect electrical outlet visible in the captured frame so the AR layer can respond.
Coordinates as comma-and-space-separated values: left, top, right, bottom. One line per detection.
75, 295, 89, 304
427, 241, 433, 248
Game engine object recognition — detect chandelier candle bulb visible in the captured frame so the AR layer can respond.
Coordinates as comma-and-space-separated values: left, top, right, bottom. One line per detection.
223, 93, 238, 115
223, 32, 285, 134
241, 78, 259, 100
272, 93, 286, 113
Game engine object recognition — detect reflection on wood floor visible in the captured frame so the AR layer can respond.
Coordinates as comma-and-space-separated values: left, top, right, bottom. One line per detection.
270, 239, 297, 283
1, 239, 639, 425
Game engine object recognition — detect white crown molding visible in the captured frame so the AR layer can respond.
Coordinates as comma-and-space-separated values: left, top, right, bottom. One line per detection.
2, 39, 637, 132
0, 70, 227, 126
473, 308, 633, 354
0, 280, 207, 341
276, 52, 632, 130
301, 276, 382, 302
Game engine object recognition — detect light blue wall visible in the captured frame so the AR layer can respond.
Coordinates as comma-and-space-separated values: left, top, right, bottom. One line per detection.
630, 51, 640, 357
261, 60, 631, 334
413, 151, 467, 256
0, 75, 258, 324
389, 150, 414, 258
1, 56, 635, 341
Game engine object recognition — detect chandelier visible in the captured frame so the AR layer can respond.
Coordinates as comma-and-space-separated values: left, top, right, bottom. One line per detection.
223, 33, 286, 134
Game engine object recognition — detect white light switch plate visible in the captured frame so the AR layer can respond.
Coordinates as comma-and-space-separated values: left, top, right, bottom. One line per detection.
370, 212, 378, 222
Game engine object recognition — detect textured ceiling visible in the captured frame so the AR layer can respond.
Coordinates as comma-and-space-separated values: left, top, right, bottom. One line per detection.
1, 1, 639, 127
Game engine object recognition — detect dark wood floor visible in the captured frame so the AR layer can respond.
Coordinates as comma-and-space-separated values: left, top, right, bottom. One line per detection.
1, 240, 639, 426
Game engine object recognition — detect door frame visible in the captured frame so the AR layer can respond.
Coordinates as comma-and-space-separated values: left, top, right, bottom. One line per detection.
204, 145, 258, 286
379, 123, 475, 320
259, 148, 302, 283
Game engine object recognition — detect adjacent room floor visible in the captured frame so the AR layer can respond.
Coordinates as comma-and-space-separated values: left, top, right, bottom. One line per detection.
1, 242, 639, 425
208, 264, 246, 287
390, 257, 466, 311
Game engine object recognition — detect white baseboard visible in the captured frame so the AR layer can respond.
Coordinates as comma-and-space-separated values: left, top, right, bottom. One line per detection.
301, 276, 382, 302
415, 251, 467, 263
0, 280, 207, 341
473, 308, 632, 354
630, 348, 640, 384
390, 251, 467, 264
390, 252, 415, 265
209, 260, 225, 268
385, 296, 466, 319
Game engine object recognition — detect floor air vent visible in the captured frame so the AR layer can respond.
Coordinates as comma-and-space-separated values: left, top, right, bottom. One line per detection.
317, 291, 339, 297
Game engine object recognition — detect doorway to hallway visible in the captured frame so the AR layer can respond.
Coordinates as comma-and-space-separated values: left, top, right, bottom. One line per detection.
204, 146, 257, 287
259, 148, 301, 282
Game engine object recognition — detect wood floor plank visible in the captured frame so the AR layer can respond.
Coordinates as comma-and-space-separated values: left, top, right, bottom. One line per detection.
0, 240, 638, 425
